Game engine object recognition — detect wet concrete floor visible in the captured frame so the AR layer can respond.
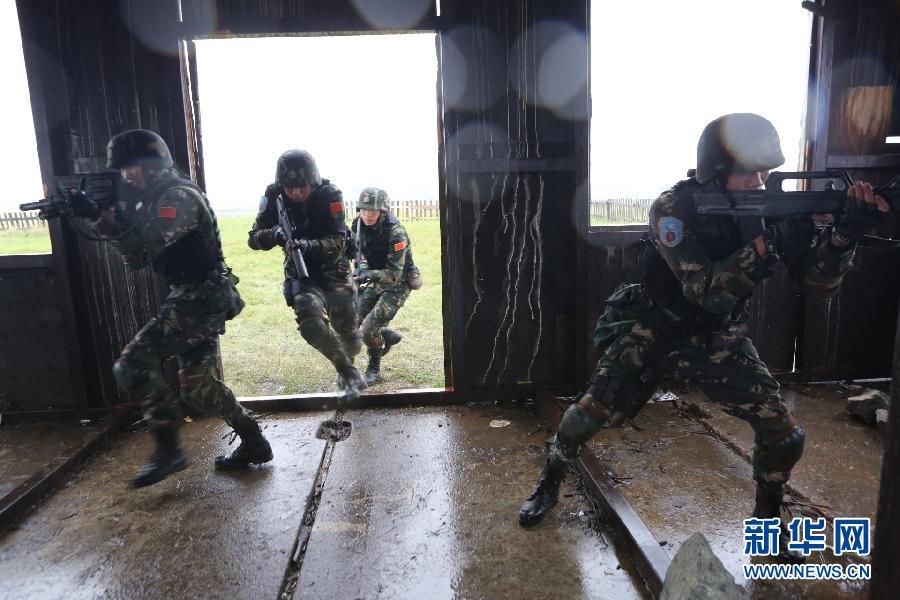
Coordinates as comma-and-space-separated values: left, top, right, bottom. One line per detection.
1, 405, 648, 599
588, 390, 878, 599
692, 383, 885, 520
296, 404, 645, 599
0, 413, 328, 599
0, 420, 100, 499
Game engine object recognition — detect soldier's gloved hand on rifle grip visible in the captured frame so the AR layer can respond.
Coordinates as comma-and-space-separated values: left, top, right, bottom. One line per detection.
69, 189, 100, 219
354, 270, 378, 284
258, 226, 286, 249
286, 238, 312, 253
762, 215, 815, 261
834, 185, 886, 243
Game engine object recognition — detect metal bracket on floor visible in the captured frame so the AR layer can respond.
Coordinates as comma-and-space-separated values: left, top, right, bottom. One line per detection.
0, 405, 133, 532
535, 389, 670, 598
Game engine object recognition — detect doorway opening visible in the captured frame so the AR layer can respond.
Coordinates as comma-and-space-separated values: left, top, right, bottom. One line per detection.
193, 33, 444, 396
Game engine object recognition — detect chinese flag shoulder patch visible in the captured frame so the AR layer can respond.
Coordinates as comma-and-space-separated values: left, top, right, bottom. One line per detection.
158, 206, 177, 219
329, 201, 343, 213
393, 240, 408, 252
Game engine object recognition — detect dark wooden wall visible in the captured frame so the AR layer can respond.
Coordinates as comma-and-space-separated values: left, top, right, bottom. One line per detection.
439, 0, 589, 388
15, 0, 188, 407
0, 255, 76, 412
802, 0, 900, 378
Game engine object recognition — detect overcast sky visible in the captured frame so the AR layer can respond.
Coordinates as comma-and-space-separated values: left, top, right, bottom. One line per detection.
3, 0, 811, 213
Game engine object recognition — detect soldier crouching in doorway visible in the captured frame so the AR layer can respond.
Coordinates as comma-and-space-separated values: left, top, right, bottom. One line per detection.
518, 113, 890, 563
350, 187, 423, 385
73, 129, 273, 487
247, 150, 367, 400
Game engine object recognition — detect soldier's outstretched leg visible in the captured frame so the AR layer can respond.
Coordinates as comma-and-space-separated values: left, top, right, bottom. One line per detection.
364, 346, 382, 386
688, 334, 807, 563
131, 421, 189, 488
176, 342, 274, 470
750, 410, 806, 564
295, 289, 366, 400
215, 414, 273, 470
113, 349, 188, 488
519, 397, 606, 525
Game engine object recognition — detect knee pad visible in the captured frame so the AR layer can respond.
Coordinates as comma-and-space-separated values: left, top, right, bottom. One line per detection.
754, 424, 805, 481
342, 333, 362, 358
586, 372, 650, 419
112, 358, 136, 392
556, 404, 602, 458
112, 347, 159, 393
298, 317, 331, 346
361, 321, 382, 348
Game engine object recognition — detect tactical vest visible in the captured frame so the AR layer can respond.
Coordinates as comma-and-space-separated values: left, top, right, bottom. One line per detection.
361, 213, 416, 272
149, 173, 224, 284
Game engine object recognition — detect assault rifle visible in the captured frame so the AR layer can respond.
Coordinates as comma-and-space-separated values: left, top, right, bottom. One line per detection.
20, 172, 121, 219
276, 193, 309, 280
693, 171, 900, 218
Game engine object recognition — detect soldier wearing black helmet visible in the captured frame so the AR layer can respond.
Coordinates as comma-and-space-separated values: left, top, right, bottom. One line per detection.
248, 150, 366, 399
80, 129, 273, 488
351, 187, 423, 385
518, 114, 889, 562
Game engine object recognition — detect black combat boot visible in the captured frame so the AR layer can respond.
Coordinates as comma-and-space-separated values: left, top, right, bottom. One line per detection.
364, 348, 382, 386
753, 480, 805, 564
215, 417, 274, 471
335, 359, 367, 401
519, 453, 569, 526
131, 426, 188, 488
381, 328, 403, 356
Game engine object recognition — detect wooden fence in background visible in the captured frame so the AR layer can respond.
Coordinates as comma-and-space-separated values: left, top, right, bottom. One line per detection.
343, 199, 442, 222
3, 198, 654, 229
589, 198, 654, 224
0, 212, 45, 230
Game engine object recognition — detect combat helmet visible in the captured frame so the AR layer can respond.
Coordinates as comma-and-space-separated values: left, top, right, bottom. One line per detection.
276, 150, 322, 188
106, 129, 174, 170
695, 113, 784, 184
357, 187, 390, 212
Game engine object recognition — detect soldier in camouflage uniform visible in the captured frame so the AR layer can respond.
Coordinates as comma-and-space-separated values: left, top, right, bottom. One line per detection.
74, 129, 273, 488
247, 150, 366, 399
351, 187, 423, 385
518, 114, 890, 561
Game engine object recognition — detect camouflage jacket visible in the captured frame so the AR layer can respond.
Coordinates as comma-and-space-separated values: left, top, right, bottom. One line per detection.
97, 171, 225, 284
351, 212, 415, 292
642, 178, 855, 327
247, 180, 350, 281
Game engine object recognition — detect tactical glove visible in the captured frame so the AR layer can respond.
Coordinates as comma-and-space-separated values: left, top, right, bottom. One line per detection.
69, 189, 101, 219
257, 226, 285, 249
286, 238, 312, 253
763, 215, 816, 261
834, 196, 885, 242
355, 270, 378, 284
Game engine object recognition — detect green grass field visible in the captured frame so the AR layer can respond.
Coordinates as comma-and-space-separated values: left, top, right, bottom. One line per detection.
0, 217, 445, 396
0, 226, 51, 253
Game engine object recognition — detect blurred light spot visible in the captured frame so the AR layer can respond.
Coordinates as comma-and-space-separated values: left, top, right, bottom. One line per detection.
440, 26, 505, 111
509, 21, 588, 120
351, 0, 432, 29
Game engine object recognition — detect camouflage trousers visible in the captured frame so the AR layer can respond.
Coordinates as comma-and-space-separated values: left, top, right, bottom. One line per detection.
559, 290, 803, 487
114, 284, 251, 431
291, 275, 360, 363
358, 284, 411, 349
